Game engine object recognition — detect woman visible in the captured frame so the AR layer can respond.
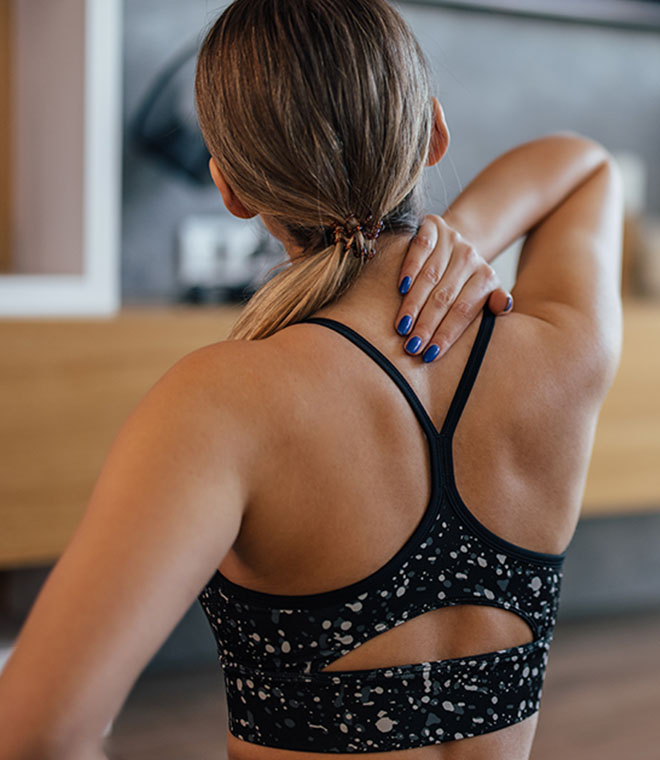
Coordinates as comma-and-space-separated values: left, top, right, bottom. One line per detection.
0, 1, 622, 759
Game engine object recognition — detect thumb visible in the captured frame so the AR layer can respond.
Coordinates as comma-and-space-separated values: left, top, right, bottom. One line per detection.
488, 289, 514, 315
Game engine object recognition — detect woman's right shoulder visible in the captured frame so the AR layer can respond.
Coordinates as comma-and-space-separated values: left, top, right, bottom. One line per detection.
508, 154, 624, 404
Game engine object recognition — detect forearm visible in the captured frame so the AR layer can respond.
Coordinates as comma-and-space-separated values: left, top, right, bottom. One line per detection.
0, 732, 108, 760
441, 131, 613, 263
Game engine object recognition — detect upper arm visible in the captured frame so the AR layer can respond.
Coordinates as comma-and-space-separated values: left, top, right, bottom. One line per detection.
512, 152, 624, 397
0, 345, 254, 757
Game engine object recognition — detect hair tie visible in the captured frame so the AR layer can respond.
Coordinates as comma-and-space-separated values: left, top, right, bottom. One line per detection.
331, 214, 385, 262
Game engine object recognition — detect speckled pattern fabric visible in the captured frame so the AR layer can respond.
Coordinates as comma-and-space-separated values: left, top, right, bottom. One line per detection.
198, 304, 567, 752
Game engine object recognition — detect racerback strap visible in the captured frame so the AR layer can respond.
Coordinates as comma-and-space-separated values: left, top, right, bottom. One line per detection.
301, 302, 497, 440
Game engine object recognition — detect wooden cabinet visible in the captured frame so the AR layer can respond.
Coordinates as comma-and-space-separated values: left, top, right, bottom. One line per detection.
0, 300, 658, 568
0, 306, 240, 568
585, 299, 660, 513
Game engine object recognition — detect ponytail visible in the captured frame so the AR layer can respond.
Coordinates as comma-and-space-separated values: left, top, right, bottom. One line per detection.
229, 242, 363, 340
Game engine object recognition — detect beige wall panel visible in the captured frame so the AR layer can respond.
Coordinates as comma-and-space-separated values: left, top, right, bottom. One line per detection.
10, 0, 85, 275
0, 0, 12, 272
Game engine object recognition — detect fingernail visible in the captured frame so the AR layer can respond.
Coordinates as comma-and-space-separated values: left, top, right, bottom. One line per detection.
504, 295, 513, 312
422, 344, 441, 363
405, 336, 422, 354
397, 315, 413, 336
399, 276, 412, 295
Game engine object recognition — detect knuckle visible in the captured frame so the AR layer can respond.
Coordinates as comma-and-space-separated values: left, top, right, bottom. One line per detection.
421, 265, 442, 285
452, 299, 473, 318
484, 266, 499, 284
432, 287, 452, 307
461, 245, 477, 264
413, 234, 434, 253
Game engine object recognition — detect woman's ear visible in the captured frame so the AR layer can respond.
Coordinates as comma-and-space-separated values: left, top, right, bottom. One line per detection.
208, 157, 257, 219
427, 97, 450, 167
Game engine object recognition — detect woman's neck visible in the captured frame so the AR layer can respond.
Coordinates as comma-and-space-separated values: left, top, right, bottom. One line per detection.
307, 232, 416, 330
263, 210, 418, 334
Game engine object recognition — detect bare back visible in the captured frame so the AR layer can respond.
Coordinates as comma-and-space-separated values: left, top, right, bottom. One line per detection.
217, 305, 604, 760
208, 135, 623, 760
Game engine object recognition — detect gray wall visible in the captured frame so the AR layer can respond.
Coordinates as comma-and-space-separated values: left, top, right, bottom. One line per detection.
122, 0, 660, 302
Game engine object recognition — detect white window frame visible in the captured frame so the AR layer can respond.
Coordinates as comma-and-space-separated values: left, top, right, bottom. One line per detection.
0, 0, 122, 317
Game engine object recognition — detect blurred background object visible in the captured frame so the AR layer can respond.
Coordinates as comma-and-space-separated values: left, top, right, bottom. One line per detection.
176, 215, 282, 304
614, 151, 646, 296
0, 0, 122, 316
129, 41, 210, 188
638, 215, 660, 297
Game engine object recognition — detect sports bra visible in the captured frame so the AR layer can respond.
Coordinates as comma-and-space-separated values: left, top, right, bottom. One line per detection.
197, 303, 568, 753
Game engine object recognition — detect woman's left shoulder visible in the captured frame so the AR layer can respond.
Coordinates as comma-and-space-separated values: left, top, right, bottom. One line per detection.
164, 338, 275, 403
179, 330, 311, 392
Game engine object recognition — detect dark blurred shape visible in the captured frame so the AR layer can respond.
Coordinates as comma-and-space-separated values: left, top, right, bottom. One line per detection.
129, 42, 213, 186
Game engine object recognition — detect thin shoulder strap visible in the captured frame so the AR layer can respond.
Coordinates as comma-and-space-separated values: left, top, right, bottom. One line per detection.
439, 303, 497, 438
299, 316, 440, 441
300, 302, 497, 440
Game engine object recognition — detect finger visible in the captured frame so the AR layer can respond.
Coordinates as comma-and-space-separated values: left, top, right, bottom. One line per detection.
401, 240, 481, 354
397, 217, 440, 297
488, 289, 514, 314
419, 271, 501, 362
395, 225, 452, 337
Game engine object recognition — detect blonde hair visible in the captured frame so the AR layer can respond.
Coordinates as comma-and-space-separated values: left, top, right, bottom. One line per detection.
195, 0, 433, 339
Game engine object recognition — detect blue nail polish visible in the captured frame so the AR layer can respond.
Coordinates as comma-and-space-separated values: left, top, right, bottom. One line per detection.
405, 336, 422, 354
504, 295, 513, 312
423, 344, 441, 363
399, 276, 412, 295
397, 315, 413, 336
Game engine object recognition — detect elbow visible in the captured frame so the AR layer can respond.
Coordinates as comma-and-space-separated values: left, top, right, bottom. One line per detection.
550, 131, 618, 173
551, 129, 609, 154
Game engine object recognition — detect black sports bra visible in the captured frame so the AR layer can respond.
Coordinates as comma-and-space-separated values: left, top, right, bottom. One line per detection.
197, 303, 568, 753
